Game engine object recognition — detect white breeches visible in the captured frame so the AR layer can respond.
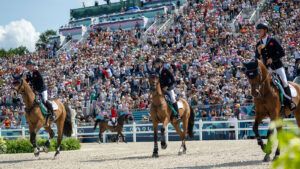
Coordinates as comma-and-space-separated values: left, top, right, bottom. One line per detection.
112, 117, 116, 123
167, 89, 176, 103
273, 67, 288, 87
41, 90, 48, 102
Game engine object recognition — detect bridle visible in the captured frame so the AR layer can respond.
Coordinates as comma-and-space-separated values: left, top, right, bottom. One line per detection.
248, 68, 269, 99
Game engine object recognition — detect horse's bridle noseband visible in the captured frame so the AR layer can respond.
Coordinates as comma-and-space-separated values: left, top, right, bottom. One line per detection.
250, 68, 269, 98
15, 79, 24, 94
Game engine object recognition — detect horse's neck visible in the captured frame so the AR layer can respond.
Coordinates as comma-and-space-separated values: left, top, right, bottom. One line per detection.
260, 65, 273, 96
151, 83, 165, 105
22, 82, 35, 108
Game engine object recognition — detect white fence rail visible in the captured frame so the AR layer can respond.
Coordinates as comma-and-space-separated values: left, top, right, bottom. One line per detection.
1, 118, 297, 142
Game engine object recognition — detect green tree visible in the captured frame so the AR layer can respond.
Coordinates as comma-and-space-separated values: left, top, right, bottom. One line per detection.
273, 123, 300, 169
35, 29, 57, 50
0, 46, 29, 58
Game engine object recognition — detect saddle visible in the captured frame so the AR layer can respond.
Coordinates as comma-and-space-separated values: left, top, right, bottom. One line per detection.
271, 73, 297, 106
35, 96, 58, 119
164, 94, 183, 113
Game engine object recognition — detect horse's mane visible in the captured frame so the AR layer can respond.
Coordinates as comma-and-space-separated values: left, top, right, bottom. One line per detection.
257, 60, 270, 81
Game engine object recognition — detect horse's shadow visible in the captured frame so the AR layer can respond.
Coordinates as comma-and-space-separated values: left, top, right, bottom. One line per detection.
164, 160, 265, 169
82, 155, 151, 163
0, 158, 52, 164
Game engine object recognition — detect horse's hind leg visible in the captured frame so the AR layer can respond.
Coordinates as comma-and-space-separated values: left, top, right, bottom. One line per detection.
118, 132, 127, 143
54, 116, 65, 158
172, 121, 185, 155
294, 106, 300, 127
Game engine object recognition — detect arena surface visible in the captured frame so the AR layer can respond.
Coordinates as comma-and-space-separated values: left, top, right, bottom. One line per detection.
0, 140, 271, 169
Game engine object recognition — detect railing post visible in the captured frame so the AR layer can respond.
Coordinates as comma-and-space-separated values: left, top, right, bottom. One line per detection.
235, 119, 239, 140
166, 123, 169, 143
199, 119, 203, 141
74, 124, 78, 139
133, 122, 137, 143
103, 132, 106, 143
22, 127, 25, 138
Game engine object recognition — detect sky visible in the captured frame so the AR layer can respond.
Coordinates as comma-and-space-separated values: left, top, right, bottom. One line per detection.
0, 0, 118, 51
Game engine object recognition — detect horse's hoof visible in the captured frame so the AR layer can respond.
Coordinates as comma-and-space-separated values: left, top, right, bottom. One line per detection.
178, 151, 183, 156
161, 143, 167, 150
54, 151, 60, 158
34, 152, 40, 157
43, 146, 49, 153
263, 155, 271, 162
152, 153, 159, 158
34, 148, 40, 157
273, 156, 279, 161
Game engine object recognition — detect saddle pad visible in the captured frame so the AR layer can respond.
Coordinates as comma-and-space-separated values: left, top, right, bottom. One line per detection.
289, 84, 297, 98
177, 100, 184, 109
51, 101, 59, 110
108, 121, 118, 126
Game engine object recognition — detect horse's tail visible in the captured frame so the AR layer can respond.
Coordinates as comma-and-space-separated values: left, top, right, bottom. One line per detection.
63, 103, 73, 137
187, 105, 195, 138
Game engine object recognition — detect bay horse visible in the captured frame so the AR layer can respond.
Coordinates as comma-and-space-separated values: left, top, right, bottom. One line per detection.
243, 59, 300, 161
148, 74, 194, 158
12, 75, 73, 158
94, 114, 133, 143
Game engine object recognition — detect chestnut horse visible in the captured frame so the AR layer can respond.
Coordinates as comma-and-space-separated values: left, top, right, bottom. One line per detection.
243, 59, 300, 162
94, 114, 133, 143
148, 74, 194, 158
12, 76, 73, 158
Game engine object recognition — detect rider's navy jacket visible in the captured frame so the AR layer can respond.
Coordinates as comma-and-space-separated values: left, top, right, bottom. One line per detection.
26, 70, 46, 93
255, 37, 285, 70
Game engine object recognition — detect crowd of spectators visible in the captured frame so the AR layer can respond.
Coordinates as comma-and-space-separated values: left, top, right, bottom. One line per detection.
0, 0, 299, 128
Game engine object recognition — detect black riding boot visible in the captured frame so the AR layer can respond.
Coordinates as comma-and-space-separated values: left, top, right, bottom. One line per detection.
45, 101, 56, 121
172, 103, 180, 120
284, 87, 296, 111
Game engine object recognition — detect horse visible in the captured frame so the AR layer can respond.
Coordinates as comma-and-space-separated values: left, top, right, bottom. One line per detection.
242, 59, 300, 162
148, 74, 194, 158
93, 114, 133, 143
12, 75, 73, 158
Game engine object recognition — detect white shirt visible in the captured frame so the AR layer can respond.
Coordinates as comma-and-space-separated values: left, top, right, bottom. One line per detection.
261, 36, 268, 45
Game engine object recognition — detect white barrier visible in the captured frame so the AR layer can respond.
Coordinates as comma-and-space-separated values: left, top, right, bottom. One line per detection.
0, 118, 297, 142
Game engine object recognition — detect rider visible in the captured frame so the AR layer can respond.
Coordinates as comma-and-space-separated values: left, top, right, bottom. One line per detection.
111, 105, 117, 126
25, 59, 56, 120
153, 57, 180, 120
255, 23, 296, 110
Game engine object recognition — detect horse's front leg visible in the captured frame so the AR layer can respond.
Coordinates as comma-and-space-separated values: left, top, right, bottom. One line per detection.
274, 125, 283, 161
253, 117, 265, 150
161, 119, 168, 150
43, 126, 55, 153
253, 116, 272, 162
152, 122, 159, 158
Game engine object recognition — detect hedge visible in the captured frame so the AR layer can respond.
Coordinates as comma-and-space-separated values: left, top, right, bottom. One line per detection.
0, 137, 81, 154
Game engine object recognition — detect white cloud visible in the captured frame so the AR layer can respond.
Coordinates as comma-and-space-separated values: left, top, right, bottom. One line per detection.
0, 19, 40, 52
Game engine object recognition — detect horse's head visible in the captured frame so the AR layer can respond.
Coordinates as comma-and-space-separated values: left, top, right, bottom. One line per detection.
125, 113, 134, 124
119, 113, 134, 125
12, 74, 25, 94
148, 72, 159, 92
242, 59, 268, 98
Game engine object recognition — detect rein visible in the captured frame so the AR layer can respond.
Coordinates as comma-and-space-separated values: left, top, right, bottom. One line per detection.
252, 68, 270, 99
